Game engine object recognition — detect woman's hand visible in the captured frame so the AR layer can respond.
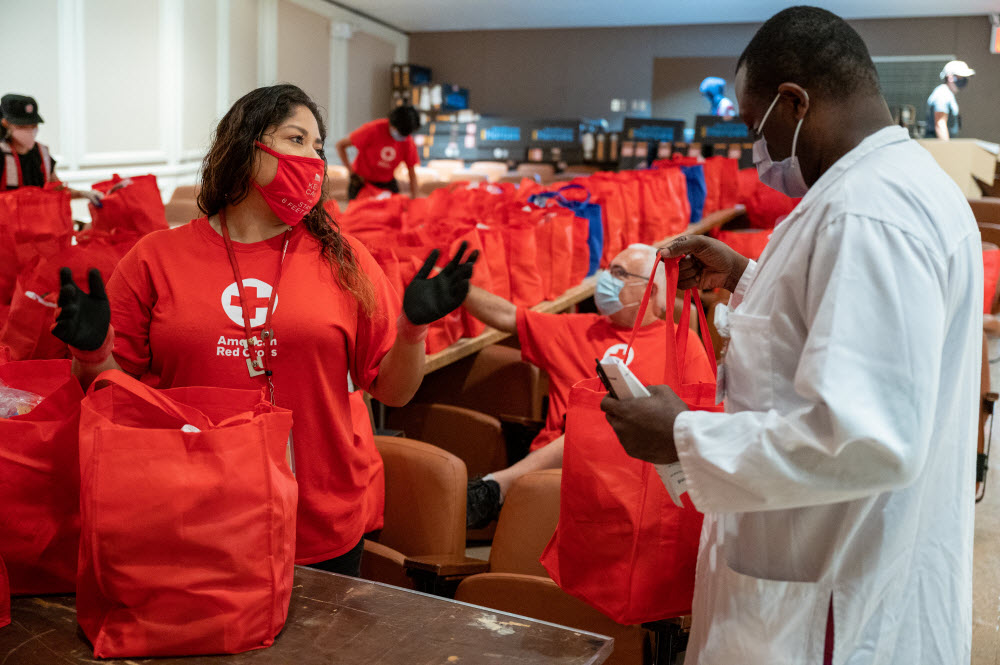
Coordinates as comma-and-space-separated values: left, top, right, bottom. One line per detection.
51, 268, 111, 352
403, 241, 479, 325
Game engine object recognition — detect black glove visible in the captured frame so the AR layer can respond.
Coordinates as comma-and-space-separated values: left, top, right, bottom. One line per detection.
51, 268, 111, 351
403, 241, 479, 325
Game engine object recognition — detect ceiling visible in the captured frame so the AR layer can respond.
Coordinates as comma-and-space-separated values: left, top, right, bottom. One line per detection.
338, 0, 1000, 33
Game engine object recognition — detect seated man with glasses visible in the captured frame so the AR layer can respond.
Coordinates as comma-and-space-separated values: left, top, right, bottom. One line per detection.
463, 243, 715, 527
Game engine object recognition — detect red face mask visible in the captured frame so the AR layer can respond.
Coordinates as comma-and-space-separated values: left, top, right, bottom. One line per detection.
253, 140, 325, 226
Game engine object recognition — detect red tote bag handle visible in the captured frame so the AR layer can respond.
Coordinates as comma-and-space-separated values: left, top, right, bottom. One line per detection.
89, 369, 215, 430
624, 254, 717, 388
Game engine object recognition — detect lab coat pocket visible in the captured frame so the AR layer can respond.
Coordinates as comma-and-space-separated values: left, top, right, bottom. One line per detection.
722, 312, 774, 411
696, 559, 829, 665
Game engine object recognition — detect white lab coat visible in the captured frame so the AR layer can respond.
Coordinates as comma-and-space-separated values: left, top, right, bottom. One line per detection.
671, 127, 981, 665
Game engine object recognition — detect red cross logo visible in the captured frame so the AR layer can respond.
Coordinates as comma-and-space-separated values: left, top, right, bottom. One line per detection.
231, 286, 270, 320
601, 343, 635, 366
221, 279, 277, 327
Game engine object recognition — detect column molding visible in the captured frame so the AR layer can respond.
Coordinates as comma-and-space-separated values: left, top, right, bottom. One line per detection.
56, 0, 84, 171
159, 0, 184, 167
328, 21, 353, 150
257, 0, 279, 86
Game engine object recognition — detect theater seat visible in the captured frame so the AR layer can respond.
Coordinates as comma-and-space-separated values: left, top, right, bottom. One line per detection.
970, 197, 1000, 225
516, 163, 555, 183
455, 469, 652, 665
468, 161, 509, 183
386, 403, 506, 480
410, 344, 545, 422
361, 436, 487, 592
168, 184, 199, 203
163, 199, 201, 227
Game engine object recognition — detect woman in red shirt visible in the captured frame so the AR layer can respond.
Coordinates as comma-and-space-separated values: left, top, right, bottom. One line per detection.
52, 84, 476, 576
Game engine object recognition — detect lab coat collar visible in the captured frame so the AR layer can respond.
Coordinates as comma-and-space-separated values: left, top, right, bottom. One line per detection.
798, 126, 910, 207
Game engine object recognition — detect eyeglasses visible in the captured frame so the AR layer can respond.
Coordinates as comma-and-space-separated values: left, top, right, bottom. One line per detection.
609, 266, 649, 281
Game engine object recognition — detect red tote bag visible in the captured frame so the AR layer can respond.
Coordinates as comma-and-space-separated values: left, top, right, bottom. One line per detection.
0, 359, 85, 595
76, 371, 297, 658
0, 185, 73, 238
541, 257, 721, 625
503, 204, 545, 307
90, 174, 169, 236
983, 246, 1000, 313
712, 228, 773, 262
0, 230, 135, 360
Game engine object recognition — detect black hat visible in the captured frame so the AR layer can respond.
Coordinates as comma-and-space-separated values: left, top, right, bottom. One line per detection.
1, 94, 44, 125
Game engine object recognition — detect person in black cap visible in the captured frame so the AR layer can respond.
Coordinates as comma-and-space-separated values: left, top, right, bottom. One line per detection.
1, 93, 102, 203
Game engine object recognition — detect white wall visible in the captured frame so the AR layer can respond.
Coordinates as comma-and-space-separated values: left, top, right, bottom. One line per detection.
6, 0, 407, 218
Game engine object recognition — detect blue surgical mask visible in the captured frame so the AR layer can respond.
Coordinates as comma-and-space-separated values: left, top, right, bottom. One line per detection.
389, 127, 405, 141
752, 91, 810, 198
594, 271, 625, 315
595, 269, 650, 317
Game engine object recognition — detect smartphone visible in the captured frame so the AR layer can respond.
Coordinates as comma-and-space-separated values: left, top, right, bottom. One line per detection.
595, 358, 619, 399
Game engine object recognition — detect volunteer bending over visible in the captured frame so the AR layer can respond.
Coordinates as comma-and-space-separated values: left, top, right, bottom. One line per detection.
336, 105, 420, 200
601, 8, 980, 664
51, 84, 476, 577
463, 244, 714, 528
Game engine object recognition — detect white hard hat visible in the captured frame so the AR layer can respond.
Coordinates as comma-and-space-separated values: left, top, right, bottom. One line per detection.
941, 60, 976, 78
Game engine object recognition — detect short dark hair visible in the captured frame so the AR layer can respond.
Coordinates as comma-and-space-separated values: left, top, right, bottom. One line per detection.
388, 104, 421, 136
737, 6, 880, 101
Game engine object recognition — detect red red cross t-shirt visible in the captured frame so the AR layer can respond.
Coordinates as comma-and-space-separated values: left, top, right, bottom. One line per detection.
350, 119, 418, 183
516, 309, 715, 451
107, 218, 400, 563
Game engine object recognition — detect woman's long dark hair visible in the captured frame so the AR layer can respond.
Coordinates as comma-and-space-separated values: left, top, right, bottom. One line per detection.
198, 84, 376, 316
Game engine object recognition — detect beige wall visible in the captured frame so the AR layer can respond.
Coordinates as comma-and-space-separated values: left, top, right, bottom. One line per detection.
409, 15, 1000, 143
277, 0, 330, 121
182, 0, 219, 154
652, 56, 740, 127
346, 31, 396, 134
229, 0, 259, 103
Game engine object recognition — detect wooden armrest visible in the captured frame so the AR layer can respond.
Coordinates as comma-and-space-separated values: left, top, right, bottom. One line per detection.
498, 414, 545, 428
404, 554, 490, 578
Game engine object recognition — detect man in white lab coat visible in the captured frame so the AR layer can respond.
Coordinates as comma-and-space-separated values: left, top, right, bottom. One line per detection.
602, 7, 980, 665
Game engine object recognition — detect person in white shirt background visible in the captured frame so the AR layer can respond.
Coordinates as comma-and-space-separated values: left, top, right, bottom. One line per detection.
601, 6, 980, 665
925, 60, 975, 141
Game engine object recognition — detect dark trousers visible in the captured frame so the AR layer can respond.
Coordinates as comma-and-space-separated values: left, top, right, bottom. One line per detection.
307, 537, 365, 577
348, 174, 399, 200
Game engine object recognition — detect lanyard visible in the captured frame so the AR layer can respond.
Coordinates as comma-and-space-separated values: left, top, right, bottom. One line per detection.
219, 209, 290, 404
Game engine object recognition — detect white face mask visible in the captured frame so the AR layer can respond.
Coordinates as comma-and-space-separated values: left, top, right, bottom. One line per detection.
8, 126, 38, 151
389, 127, 405, 141
752, 91, 809, 198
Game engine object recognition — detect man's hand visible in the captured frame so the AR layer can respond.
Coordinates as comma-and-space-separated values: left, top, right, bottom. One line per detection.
51, 268, 110, 351
600, 384, 688, 465
662, 235, 749, 292
403, 241, 479, 325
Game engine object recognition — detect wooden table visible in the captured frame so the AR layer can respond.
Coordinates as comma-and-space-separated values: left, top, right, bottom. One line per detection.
0, 566, 613, 665
424, 206, 747, 375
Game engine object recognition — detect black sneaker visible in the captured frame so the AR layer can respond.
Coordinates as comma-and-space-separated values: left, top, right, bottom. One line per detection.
466, 478, 502, 529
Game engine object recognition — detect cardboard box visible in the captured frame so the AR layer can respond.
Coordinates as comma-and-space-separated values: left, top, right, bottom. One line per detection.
916, 138, 999, 199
